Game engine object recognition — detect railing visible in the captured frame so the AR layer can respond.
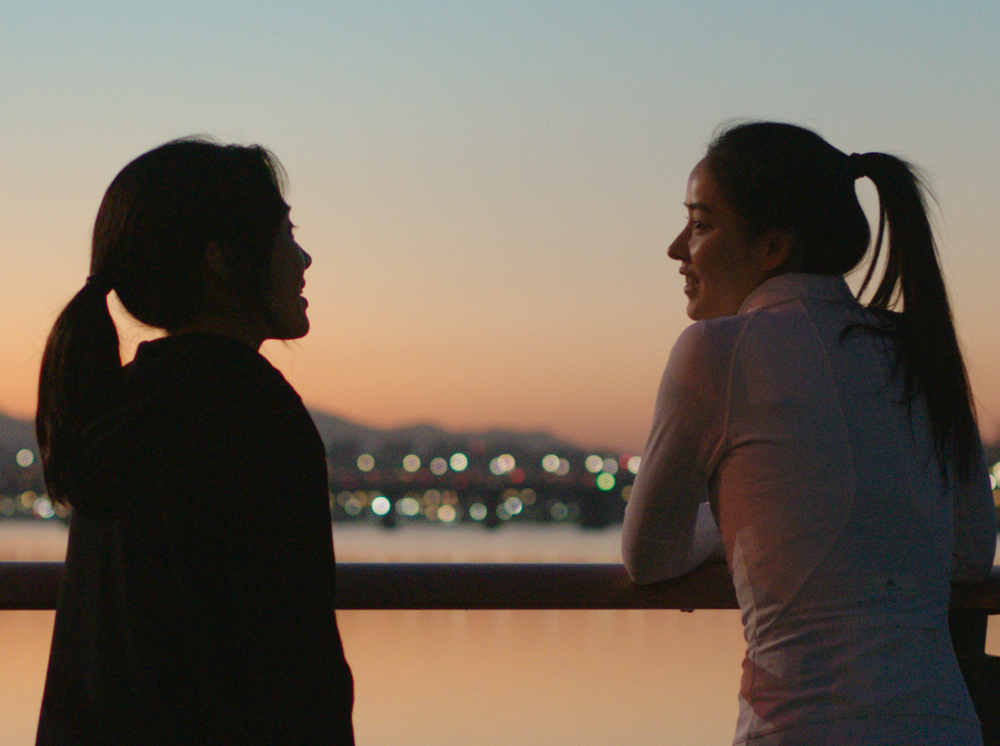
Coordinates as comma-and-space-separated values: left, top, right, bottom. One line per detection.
3, 561, 1000, 742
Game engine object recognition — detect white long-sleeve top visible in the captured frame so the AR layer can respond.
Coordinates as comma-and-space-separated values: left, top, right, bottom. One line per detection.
622, 273, 996, 745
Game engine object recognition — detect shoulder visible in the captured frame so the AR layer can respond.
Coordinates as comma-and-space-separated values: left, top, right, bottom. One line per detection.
666, 316, 748, 378
125, 334, 317, 449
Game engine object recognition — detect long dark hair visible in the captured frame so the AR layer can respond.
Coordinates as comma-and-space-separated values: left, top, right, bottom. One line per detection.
37, 138, 288, 505
704, 120, 979, 484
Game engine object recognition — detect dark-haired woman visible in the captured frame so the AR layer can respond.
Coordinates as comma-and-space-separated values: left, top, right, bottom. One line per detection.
622, 122, 996, 745
36, 139, 354, 744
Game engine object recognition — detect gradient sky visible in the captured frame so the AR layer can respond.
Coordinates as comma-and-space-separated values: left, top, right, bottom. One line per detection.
2, 1, 999, 453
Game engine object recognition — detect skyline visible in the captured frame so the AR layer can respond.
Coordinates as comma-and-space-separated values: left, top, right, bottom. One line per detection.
2, 2, 999, 453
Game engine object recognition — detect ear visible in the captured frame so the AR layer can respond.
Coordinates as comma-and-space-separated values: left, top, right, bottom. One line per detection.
756, 228, 795, 274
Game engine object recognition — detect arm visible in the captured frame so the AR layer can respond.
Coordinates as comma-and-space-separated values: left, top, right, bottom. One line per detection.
951, 443, 997, 583
622, 323, 727, 584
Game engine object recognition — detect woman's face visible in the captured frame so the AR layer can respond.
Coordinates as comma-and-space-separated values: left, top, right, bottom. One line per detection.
667, 159, 775, 320
265, 211, 312, 340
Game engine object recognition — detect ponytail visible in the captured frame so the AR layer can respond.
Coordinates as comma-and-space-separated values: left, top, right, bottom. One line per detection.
851, 153, 979, 484
37, 275, 122, 506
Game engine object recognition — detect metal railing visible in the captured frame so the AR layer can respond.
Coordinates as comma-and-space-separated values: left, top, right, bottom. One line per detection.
3, 560, 1000, 742
3, 559, 998, 613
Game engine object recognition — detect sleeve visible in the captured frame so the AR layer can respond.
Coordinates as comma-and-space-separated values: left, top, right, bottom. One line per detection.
622, 323, 728, 584
951, 442, 997, 583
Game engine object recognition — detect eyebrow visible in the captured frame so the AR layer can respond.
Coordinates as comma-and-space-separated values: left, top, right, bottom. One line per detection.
684, 202, 713, 212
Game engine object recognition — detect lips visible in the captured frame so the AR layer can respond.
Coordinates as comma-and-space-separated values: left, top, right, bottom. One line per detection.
681, 270, 699, 298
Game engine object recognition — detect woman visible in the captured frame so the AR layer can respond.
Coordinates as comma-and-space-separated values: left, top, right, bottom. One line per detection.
622, 121, 996, 744
35, 139, 354, 744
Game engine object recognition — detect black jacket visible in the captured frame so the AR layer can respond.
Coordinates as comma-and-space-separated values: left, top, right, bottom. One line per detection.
37, 334, 354, 745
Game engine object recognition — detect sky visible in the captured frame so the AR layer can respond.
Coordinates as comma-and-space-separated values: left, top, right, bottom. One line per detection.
2, 1, 999, 453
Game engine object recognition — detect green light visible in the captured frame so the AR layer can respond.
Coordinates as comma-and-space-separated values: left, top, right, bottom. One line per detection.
596, 473, 615, 491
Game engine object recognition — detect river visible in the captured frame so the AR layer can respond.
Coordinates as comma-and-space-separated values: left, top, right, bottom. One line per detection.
2, 521, 997, 746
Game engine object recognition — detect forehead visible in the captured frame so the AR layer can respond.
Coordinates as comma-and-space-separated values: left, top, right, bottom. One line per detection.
685, 158, 728, 213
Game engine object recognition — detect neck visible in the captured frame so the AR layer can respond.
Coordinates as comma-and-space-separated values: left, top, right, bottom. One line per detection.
170, 313, 266, 350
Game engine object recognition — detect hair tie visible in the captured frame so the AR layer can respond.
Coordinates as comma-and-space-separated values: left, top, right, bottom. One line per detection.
847, 152, 867, 180
85, 273, 113, 295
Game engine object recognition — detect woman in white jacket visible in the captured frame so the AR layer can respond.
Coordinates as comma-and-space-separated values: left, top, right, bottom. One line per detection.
622, 121, 996, 745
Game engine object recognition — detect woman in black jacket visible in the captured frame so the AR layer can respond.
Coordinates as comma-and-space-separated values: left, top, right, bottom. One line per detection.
36, 138, 354, 744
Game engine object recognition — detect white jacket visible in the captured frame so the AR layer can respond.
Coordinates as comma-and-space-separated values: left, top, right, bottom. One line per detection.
623, 273, 996, 745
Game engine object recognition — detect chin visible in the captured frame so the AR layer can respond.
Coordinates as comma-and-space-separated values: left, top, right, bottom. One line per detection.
270, 316, 310, 341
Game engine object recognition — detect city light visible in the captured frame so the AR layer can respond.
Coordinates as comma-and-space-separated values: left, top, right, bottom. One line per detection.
429, 457, 448, 475
584, 455, 603, 474
596, 473, 615, 491
32, 496, 55, 519
450, 453, 469, 471
402, 454, 421, 473
357, 454, 375, 472
541, 454, 560, 472
371, 496, 391, 516
437, 504, 457, 523
16, 448, 34, 467
469, 503, 488, 521
556, 458, 570, 476
549, 502, 569, 521
627, 456, 641, 474
602, 458, 618, 475
489, 454, 516, 475
503, 495, 523, 516
397, 496, 421, 517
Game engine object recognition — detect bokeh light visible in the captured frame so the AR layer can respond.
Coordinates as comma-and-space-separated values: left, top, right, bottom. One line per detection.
556, 458, 570, 476
584, 455, 603, 474
469, 503, 488, 521
596, 473, 615, 491
437, 504, 457, 523
32, 496, 55, 519
628, 456, 641, 474
602, 458, 618, 475
397, 496, 421, 516
429, 457, 448, 475
541, 454, 560, 473
15, 448, 34, 467
370, 495, 391, 516
356, 454, 375, 472
450, 453, 469, 472
489, 454, 516, 475
402, 454, 421, 473
549, 502, 569, 521
503, 495, 523, 516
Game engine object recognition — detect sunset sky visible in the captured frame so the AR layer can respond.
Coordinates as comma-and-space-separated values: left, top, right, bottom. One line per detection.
2, 1, 999, 453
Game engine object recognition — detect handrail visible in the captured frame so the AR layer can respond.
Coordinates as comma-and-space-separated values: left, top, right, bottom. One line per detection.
2, 560, 999, 613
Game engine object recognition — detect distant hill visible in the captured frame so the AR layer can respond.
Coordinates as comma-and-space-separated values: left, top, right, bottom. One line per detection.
0, 409, 593, 458
306, 411, 589, 456
0, 411, 36, 451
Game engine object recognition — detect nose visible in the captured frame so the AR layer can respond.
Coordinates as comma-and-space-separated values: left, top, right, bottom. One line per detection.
300, 246, 312, 270
667, 223, 691, 261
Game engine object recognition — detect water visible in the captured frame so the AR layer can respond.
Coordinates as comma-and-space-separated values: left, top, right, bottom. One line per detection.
2, 522, 998, 746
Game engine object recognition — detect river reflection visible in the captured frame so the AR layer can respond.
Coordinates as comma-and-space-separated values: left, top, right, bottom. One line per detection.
2, 522, 998, 746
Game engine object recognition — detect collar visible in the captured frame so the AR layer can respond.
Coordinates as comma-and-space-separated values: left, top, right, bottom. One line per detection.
738, 273, 857, 315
